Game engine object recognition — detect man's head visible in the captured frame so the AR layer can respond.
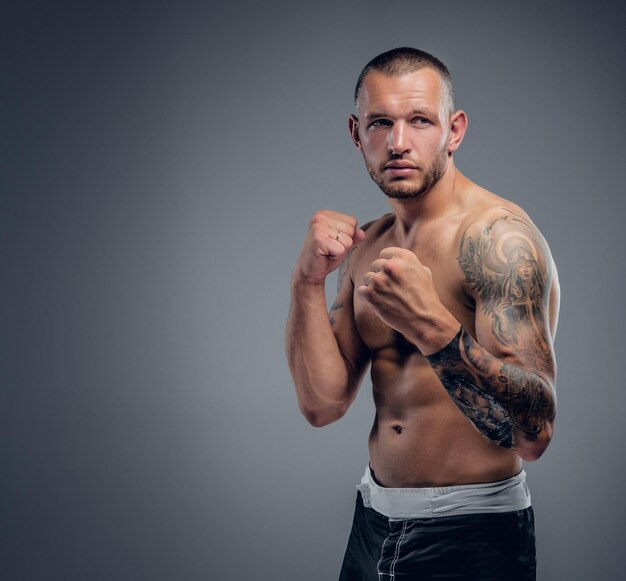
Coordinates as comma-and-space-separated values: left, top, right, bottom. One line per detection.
349, 48, 466, 202
354, 47, 455, 116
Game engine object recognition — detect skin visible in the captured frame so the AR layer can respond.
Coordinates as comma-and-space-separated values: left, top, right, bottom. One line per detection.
286, 68, 559, 487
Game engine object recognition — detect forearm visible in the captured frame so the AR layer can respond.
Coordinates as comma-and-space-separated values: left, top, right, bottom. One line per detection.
285, 278, 355, 425
426, 327, 556, 460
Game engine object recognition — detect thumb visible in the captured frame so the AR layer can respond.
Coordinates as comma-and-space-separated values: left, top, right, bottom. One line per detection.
353, 228, 366, 245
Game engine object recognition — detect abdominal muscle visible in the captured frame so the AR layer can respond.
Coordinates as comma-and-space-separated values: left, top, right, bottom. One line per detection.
367, 351, 521, 488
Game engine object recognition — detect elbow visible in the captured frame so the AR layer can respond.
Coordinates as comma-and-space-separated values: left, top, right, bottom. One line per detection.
305, 414, 336, 428
299, 403, 347, 428
517, 423, 554, 462
516, 389, 557, 462
518, 445, 547, 462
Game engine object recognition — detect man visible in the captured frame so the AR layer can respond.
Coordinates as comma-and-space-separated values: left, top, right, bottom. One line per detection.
285, 47, 559, 580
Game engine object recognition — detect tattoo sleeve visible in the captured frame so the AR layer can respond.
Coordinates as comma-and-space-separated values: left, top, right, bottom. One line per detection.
427, 211, 556, 453
426, 327, 555, 450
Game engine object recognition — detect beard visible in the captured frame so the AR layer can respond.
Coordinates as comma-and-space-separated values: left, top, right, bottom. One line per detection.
365, 147, 449, 202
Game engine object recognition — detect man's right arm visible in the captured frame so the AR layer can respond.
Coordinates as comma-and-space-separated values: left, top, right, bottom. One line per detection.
285, 210, 369, 427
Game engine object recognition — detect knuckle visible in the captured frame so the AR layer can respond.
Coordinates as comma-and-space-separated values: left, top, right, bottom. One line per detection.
372, 272, 386, 287
310, 212, 326, 225
383, 261, 395, 274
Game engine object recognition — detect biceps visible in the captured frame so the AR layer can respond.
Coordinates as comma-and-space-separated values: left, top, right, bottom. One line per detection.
458, 209, 557, 377
329, 283, 369, 381
474, 300, 555, 380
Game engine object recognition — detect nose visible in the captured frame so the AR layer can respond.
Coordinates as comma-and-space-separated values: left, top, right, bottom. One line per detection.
387, 122, 411, 155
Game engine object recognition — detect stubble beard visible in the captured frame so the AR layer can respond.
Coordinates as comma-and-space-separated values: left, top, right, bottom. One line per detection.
366, 148, 449, 202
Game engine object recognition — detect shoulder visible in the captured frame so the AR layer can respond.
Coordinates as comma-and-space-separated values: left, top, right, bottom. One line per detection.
361, 212, 395, 237
456, 201, 556, 299
458, 201, 553, 260
459, 199, 534, 237
447, 178, 550, 260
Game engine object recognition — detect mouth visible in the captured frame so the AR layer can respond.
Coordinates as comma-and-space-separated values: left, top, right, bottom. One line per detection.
384, 162, 419, 177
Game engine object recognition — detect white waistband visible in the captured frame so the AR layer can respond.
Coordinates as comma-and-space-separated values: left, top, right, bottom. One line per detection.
356, 465, 531, 519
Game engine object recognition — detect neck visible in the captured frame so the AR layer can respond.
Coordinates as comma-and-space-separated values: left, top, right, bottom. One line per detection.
388, 157, 465, 235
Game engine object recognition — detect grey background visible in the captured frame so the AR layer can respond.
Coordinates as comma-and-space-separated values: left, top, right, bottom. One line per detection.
3, 1, 625, 579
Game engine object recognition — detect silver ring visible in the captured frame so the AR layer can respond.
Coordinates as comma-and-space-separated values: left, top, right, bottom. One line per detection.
335, 231, 342, 240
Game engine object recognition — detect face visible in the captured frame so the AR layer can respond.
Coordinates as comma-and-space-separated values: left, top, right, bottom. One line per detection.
350, 69, 457, 201
515, 260, 533, 281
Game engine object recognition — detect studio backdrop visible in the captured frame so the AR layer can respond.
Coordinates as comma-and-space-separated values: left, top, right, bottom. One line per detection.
3, 1, 625, 580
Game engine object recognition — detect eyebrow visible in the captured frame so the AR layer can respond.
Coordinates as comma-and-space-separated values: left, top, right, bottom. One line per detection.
364, 109, 435, 120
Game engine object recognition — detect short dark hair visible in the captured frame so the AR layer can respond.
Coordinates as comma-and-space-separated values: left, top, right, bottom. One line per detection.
354, 47, 455, 114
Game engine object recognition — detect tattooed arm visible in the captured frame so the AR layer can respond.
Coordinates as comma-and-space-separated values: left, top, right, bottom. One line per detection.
426, 209, 558, 460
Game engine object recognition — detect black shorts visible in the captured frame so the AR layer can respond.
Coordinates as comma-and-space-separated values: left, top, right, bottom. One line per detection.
339, 491, 536, 580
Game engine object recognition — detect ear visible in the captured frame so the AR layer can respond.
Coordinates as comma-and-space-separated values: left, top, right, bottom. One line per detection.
348, 114, 362, 150
447, 110, 468, 154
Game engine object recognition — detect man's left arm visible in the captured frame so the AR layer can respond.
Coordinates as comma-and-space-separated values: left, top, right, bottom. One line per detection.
426, 210, 557, 460
358, 209, 558, 461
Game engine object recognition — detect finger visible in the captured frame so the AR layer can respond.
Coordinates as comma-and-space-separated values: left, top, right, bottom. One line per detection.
328, 227, 366, 255
311, 232, 343, 257
356, 283, 377, 306
327, 219, 358, 241
311, 217, 352, 248
360, 271, 373, 287
367, 258, 388, 273
379, 247, 421, 266
315, 210, 358, 235
327, 230, 359, 256
313, 210, 367, 247
379, 247, 404, 259
321, 210, 359, 229
354, 228, 366, 244
327, 229, 350, 244
356, 284, 369, 299
310, 211, 355, 235
324, 238, 348, 259
361, 270, 386, 288
333, 230, 351, 247
310, 211, 365, 254
366, 258, 402, 284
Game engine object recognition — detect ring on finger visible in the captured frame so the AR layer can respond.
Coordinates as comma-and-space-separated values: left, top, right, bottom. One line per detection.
335, 231, 342, 240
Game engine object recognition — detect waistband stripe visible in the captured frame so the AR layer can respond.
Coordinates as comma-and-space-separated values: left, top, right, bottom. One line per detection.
356, 465, 531, 519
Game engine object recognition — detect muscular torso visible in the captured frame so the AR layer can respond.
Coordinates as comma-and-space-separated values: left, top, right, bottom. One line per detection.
346, 195, 558, 487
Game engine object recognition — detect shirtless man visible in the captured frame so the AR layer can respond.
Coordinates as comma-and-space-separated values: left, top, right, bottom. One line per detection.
286, 48, 558, 580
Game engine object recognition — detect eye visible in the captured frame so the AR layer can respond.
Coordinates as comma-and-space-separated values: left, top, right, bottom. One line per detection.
369, 118, 392, 128
412, 116, 431, 126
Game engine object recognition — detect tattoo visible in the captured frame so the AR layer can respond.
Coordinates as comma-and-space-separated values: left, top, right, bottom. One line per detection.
427, 328, 555, 448
427, 328, 513, 447
337, 247, 355, 292
329, 248, 356, 327
458, 213, 552, 366
329, 301, 343, 326
425, 211, 556, 450
498, 364, 553, 438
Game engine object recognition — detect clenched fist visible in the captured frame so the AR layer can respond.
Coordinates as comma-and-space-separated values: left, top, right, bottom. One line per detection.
293, 210, 366, 285
357, 247, 450, 342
